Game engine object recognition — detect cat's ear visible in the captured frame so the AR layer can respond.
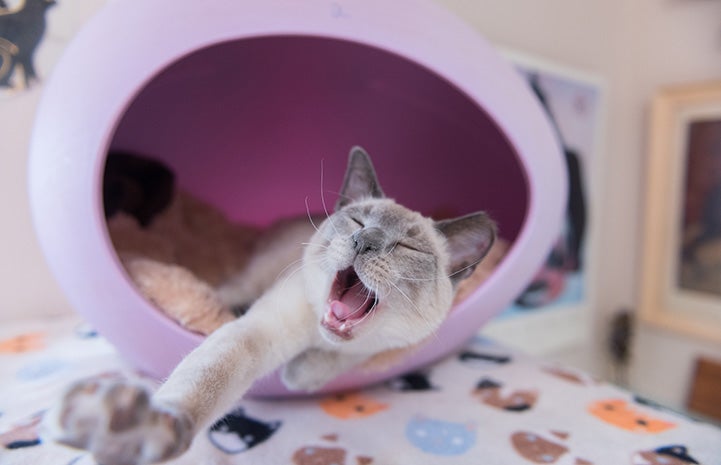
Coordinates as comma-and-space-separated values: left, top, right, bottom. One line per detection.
335, 146, 385, 210
435, 212, 496, 286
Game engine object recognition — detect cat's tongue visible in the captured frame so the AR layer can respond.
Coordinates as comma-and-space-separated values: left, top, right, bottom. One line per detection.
329, 300, 355, 320
322, 268, 378, 339
330, 282, 369, 321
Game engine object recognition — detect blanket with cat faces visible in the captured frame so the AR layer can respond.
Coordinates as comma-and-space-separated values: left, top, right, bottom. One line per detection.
1, 316, 720, 465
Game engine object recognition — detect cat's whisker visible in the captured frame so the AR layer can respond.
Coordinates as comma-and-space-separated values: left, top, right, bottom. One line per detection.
387, 280, 440, 342
276, 262, 308, 289
343, 285, 374, 321
395, 256, 486, 283
394, 273, 436, 283
383, 241, 399, 258
326, 188, 353, 205
276, 256, 324, 290
348, 304, 375, 329
304, 196, 321, 233
347, 288, 378, 328
447, 258, 485, 280
277, 263, 314, 293
301, 242, 329, 249
319, 159, 340, 236
275, 257, 307, 281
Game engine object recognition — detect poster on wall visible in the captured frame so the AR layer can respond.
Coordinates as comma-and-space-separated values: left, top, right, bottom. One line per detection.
498, 52, 604, 319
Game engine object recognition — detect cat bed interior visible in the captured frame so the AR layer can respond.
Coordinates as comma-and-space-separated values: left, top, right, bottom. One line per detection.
29, 0, 566, 396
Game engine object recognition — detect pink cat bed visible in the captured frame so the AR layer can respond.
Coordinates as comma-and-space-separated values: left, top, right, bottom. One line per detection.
29, 0, 566, 396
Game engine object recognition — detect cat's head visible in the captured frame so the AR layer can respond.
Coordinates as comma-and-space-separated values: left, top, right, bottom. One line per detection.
303, 147, 496, 351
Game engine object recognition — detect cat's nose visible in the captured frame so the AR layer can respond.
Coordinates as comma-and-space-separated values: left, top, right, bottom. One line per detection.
352, 227, 385, 254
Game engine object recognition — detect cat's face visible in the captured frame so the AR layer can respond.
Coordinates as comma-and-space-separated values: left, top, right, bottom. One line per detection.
304, 197, 453, 350
302, 148, 495, 352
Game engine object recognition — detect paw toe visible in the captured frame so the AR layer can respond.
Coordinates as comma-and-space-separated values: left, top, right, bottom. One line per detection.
151, 409, 194, 461
106, 384, 151, 432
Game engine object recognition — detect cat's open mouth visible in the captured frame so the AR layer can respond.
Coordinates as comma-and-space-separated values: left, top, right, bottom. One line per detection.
322, 266, 378, 340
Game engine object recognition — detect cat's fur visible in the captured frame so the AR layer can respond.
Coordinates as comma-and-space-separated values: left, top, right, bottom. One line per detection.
44, 147, 496, 465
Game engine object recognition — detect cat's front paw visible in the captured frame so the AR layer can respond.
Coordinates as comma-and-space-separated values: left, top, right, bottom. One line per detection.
43, 377, 194, 465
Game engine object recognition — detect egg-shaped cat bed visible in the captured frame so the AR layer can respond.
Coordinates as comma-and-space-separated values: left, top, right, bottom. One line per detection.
29, 0, 565, 396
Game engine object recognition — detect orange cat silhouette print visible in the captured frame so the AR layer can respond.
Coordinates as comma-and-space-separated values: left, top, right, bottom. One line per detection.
588, 399, 675, 433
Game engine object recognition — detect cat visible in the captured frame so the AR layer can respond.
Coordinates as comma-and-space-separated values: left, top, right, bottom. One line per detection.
43, 147, 496, 465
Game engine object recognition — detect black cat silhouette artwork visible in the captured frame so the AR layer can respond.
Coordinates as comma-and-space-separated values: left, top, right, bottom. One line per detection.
0, 0, 56, 89
458, 350, 511, 366
632, 445, 700, 465
388, 371, 437, 392
208, 408, 281, 454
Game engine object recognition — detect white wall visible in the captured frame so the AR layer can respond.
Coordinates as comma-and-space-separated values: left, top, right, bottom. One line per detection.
616, 1, 721, 410
2, 0, 720, 410
0, 1, 108, 321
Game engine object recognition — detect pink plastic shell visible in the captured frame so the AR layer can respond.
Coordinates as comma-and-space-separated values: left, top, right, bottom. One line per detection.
29, 0, 566, 397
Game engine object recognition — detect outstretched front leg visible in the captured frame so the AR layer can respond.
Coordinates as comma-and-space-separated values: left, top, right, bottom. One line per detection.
44, 278, 317, 465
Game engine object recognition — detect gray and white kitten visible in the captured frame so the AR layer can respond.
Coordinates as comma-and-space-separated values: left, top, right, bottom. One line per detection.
44, 147, 496, 465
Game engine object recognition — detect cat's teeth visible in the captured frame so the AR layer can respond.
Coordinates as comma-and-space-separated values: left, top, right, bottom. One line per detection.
340, 323, 347, 332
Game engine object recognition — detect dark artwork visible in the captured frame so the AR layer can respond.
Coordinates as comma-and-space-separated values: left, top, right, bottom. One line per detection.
678, 120, 721, 298
103, 151, 176, 228
0, 0, 56, 89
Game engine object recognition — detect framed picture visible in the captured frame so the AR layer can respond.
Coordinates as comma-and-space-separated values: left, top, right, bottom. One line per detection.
482, 49, 605, 354
639, 81, 721, 343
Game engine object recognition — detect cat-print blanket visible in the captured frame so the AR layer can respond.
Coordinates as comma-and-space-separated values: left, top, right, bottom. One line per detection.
1, 316, 720, 465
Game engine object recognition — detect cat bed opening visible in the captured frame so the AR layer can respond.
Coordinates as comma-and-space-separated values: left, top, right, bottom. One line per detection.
29, 0, 566, 396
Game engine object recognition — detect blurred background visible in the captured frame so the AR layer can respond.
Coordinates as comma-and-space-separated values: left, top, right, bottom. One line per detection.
1, 0, 719, 420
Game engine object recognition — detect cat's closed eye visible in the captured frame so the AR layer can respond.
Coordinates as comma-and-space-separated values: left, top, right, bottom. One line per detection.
396, 242, 429, 255
349, 216, 364, 228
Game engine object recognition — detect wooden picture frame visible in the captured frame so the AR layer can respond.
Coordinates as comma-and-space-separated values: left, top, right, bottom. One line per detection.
639, 81, 721, 343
